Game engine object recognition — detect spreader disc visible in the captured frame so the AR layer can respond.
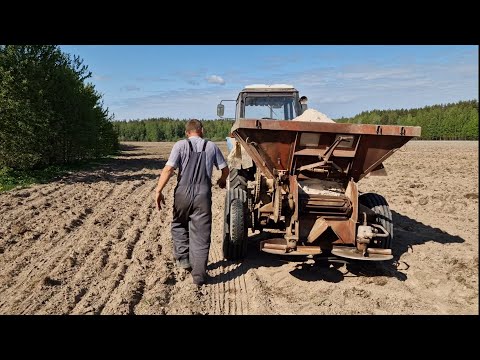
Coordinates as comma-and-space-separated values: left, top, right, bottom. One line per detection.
331, 246, 393, 261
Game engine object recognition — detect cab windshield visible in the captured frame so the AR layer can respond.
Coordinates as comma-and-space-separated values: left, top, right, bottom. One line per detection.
243, 96, 296, 120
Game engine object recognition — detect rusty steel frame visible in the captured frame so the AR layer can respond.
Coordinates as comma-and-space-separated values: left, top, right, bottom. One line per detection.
232, 119, 420, 182
230, 119, 421, 258
231, 119, 421, 136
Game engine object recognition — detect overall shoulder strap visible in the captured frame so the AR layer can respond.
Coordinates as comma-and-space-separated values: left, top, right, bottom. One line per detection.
202, 139, 209, 152
186, 138, 194, 152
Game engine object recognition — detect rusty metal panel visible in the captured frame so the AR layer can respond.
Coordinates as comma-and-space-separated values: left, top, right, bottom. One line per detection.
232, 119, 421, 137
294, 148, 357, 158
329, 219, 356, 245
307, 217, 329, 243
232, 119, 420, 182
345, 179, 358, 224
234, 128, 295, 179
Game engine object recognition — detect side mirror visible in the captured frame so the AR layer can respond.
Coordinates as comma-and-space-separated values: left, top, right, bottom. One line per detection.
217, 103, 225, 117
299, 96, 308, 114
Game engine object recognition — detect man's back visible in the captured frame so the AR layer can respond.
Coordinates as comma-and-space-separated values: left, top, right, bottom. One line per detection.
166, 136, 227, 180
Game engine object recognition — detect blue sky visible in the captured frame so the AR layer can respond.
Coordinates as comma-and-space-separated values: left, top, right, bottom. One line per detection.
60, 45, 478, 120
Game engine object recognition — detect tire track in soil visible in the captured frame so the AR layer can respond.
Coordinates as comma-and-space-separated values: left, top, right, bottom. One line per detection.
202, 195, 250, 315
207, 235, 225, 314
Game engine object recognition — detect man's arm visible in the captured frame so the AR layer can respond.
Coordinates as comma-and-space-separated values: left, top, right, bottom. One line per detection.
212, 143, 229, 188
217, 167, 229, 189
155, 165, 175, 210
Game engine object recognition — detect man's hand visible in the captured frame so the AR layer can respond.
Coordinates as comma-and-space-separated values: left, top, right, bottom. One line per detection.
217, 167, 229, 189
155, 191, 165, 211
217, 177, 227, 189
154, 165, 174, 211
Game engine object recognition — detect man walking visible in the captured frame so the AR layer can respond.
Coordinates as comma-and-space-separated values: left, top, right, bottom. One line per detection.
155, 119, 229, 286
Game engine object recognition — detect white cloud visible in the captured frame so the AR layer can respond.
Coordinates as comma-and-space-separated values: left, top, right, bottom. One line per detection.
122, 85, 140, 92
337, 68, 415, 81
206, 75, 226, 85
93, 74, 110, 81
136, 76, 171, 82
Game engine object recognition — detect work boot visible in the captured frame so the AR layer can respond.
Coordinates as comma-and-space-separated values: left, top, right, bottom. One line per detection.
192, 273, 212, 286
176, 258, 191, 270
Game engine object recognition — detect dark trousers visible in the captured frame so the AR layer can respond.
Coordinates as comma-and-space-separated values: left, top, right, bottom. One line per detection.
172, 184, 212, 284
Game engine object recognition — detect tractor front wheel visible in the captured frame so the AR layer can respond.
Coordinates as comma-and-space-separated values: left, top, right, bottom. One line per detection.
223, 198, 248, 260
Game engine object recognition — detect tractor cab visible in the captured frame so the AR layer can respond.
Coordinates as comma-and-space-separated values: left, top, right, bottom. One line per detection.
217, 84, 307, 121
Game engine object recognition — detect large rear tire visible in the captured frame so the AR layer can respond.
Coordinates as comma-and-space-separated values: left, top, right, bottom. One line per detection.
229, 168, 248, 191
358, 193, 393, 249
223, 198, 248, 260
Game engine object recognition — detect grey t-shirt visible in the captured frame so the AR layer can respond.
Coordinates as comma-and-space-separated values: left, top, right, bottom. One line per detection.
166, 136, 227, 179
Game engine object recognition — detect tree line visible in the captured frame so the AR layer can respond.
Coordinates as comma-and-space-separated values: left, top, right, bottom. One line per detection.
0, 45, 118, 170
335, 100, 478, 140
115, 100, 477, 142
113, 118, 234, 142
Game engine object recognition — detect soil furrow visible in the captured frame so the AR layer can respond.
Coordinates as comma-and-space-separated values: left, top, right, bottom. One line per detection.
0, 141, 476, 315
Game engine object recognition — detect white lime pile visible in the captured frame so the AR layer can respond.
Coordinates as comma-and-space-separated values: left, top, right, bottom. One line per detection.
298, 179, 344, 196
293, 108, 335, 123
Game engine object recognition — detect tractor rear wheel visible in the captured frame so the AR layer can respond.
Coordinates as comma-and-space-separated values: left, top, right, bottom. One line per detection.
229, 168, 248, 192
358, 193, 393, 249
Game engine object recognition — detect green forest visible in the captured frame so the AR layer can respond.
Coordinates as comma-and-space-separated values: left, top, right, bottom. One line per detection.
0, 45, 118, 171
113, 118, 234, 142
114, 100, 478, 142
336, 100, 478, 140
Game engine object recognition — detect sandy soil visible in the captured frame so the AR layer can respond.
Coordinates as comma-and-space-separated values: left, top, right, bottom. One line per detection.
0, 141, 477, 315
